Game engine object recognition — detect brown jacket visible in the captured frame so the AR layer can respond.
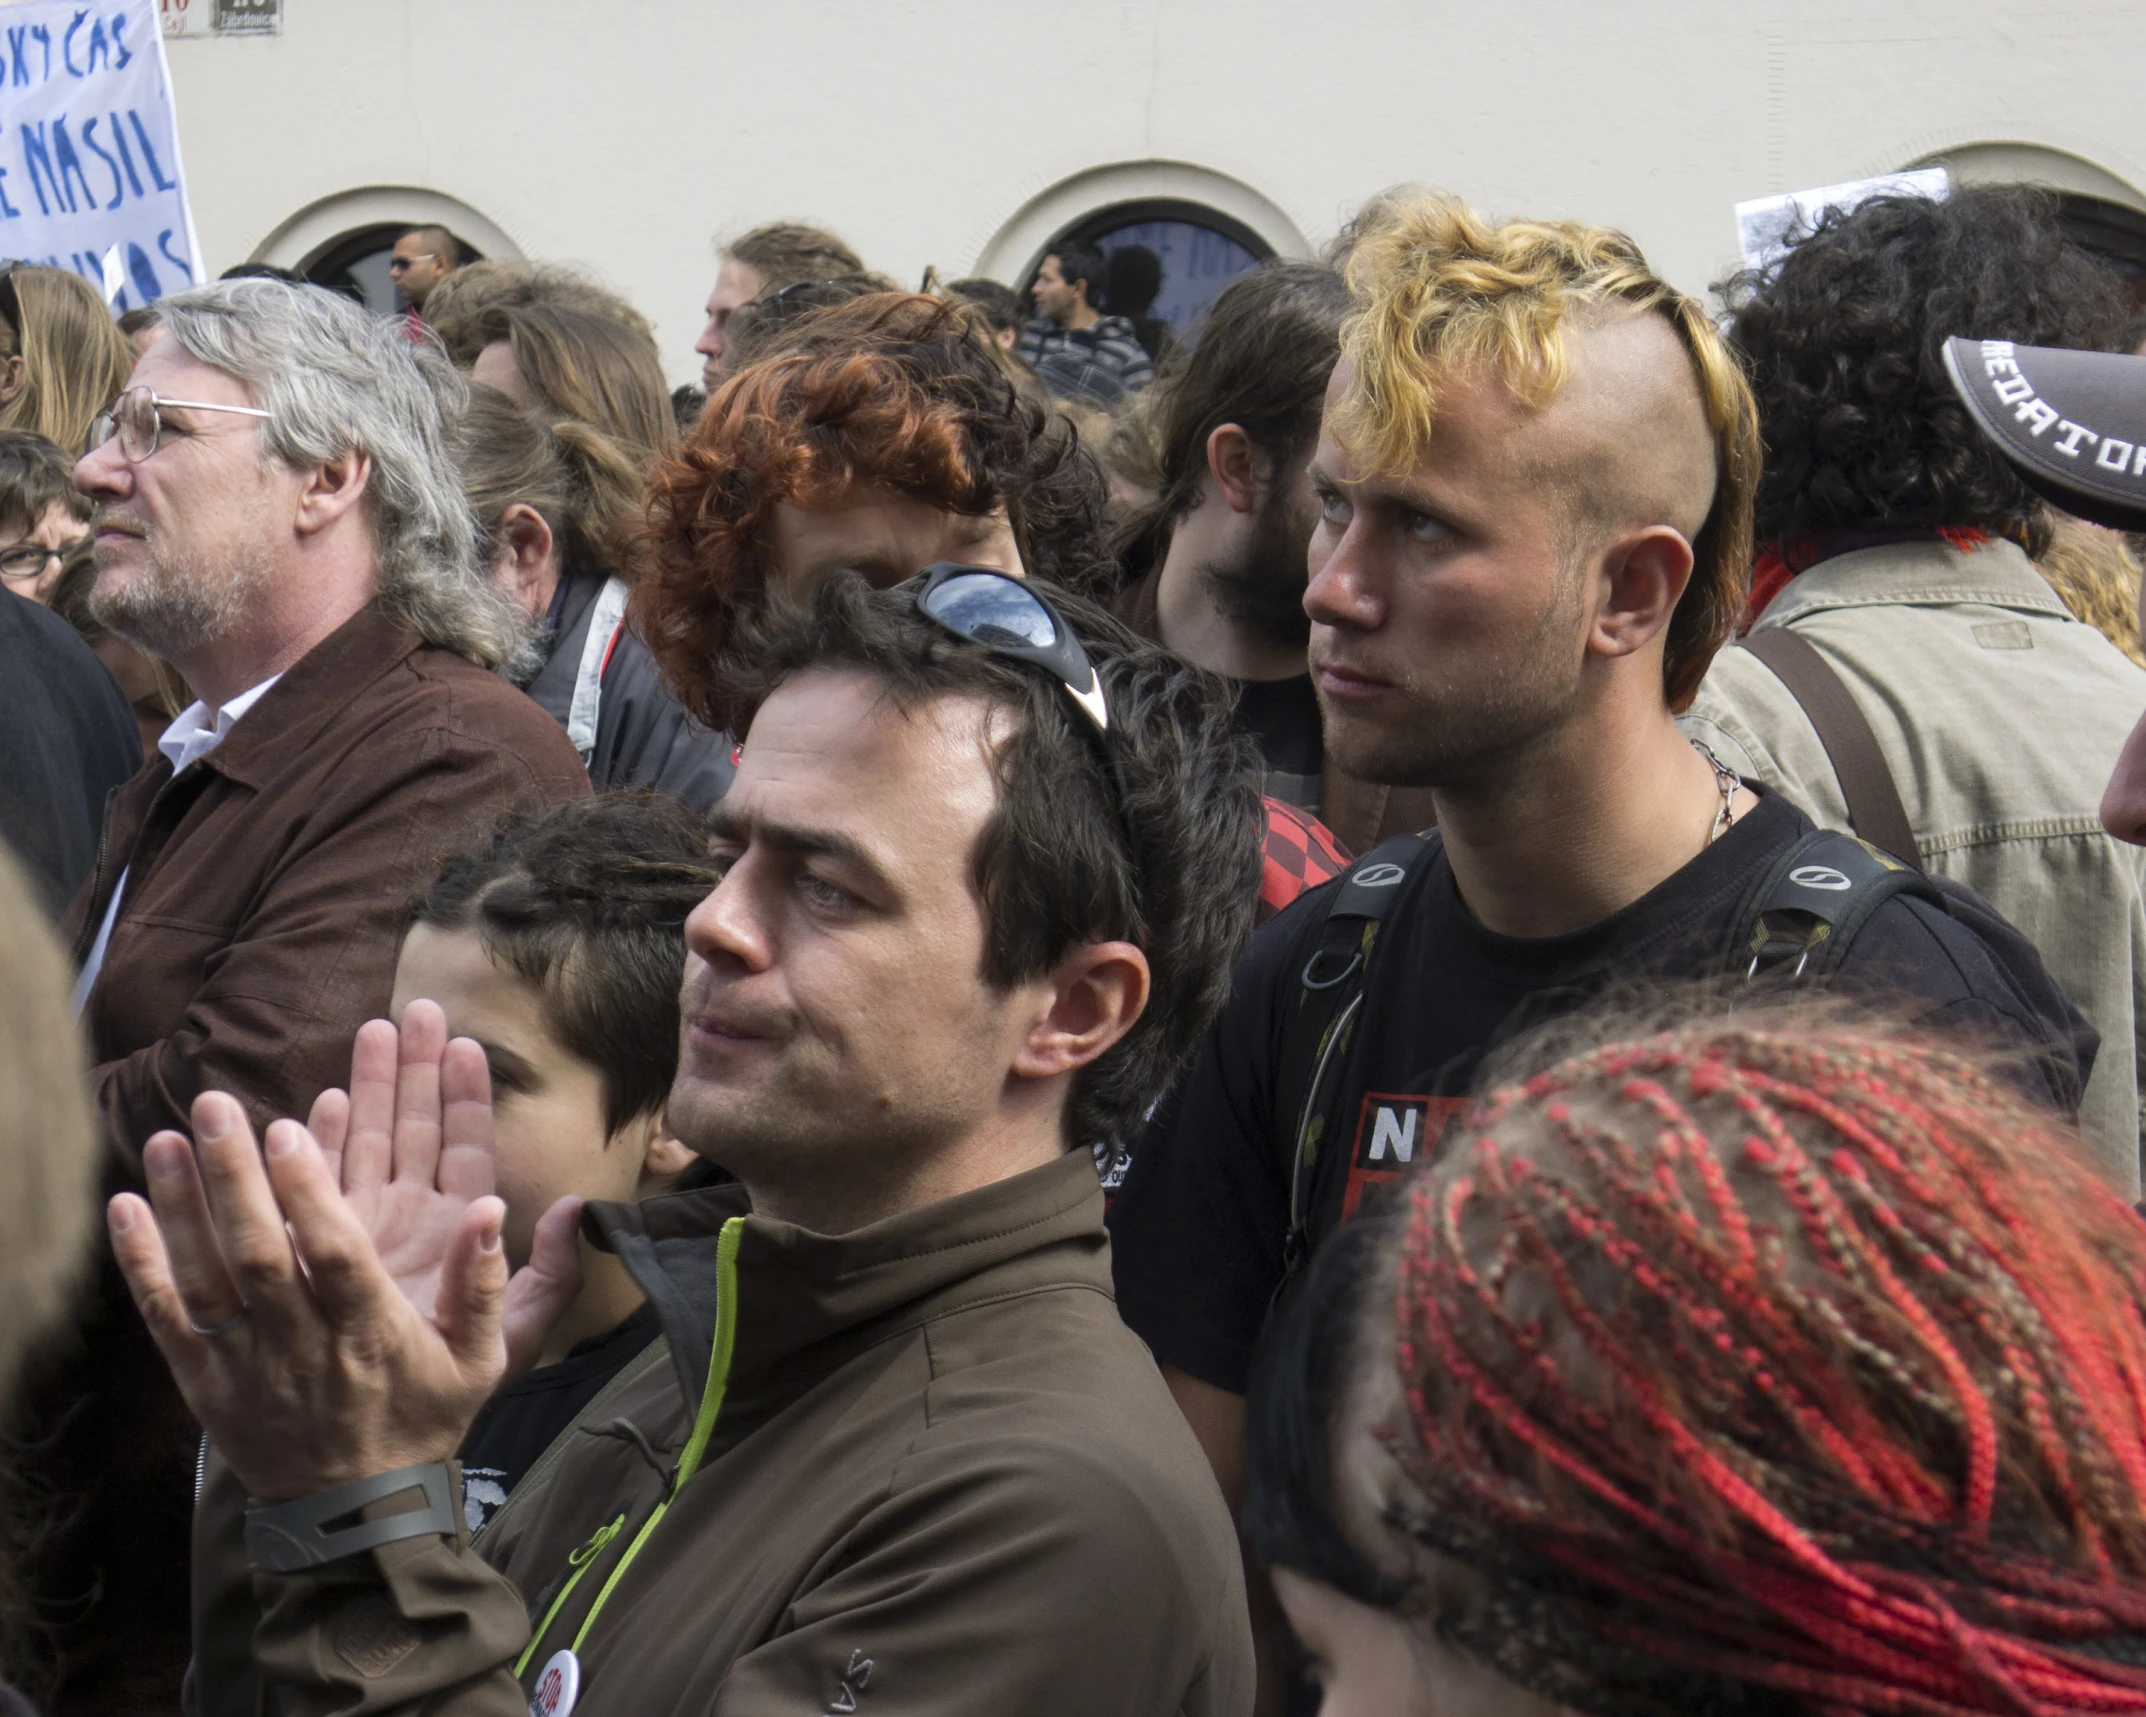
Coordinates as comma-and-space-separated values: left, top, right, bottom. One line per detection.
63, 600, 589, 1158
193, 1152, 1254, 1716
1112, 567, 1435, 855
21, 601, 586, 1715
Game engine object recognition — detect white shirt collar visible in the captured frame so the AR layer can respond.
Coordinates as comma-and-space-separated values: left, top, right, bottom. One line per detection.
157, 674, 283, 775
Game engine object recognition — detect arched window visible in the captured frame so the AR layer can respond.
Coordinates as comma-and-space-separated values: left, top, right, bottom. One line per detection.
1031, 199, 1273, 353
1912, 143, 2146, 306
974, 161, 1307, 354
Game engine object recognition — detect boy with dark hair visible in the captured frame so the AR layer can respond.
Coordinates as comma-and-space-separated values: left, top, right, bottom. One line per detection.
123, 574, 1263, 1715
393, 793, 715, 1528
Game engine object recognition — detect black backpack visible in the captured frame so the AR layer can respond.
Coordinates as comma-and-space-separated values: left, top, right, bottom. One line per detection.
1268, 825, 2090, 1291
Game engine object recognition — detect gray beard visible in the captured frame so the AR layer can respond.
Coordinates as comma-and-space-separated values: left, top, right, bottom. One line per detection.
88, 534, 268, 663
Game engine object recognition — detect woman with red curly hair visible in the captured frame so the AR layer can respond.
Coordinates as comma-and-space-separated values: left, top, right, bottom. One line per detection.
1247, 1010, 2146, 1717
636, 291, 1116, 733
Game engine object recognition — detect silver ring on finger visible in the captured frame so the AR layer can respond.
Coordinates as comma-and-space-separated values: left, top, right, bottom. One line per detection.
188, 1306, 250, 1340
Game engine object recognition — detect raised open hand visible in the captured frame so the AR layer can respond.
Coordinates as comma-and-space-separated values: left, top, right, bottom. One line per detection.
307, 1002, 584, 1371
107, 1004, 584, 1503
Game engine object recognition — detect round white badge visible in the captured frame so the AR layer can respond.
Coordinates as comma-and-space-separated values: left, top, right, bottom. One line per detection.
529, 1648, 580, 1717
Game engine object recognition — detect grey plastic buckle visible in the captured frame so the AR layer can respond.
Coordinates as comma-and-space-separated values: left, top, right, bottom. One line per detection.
244, 1461, 458, 1573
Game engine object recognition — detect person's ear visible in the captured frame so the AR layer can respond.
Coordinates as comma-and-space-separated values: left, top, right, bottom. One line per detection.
1205, 423, 1267, 515
293, 447, 372, 538
631, 1114, 697, 1195
1009, 941, 1150, 1083
493, 503, 558, 617
1586, 525, 1695, 664
0, 352, 26, 406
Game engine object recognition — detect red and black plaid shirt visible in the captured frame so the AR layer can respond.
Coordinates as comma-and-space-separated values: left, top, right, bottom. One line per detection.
1257, 795, 1351, 924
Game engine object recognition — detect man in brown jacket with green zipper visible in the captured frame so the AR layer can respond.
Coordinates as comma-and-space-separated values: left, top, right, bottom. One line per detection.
114, 573, 1263, 1715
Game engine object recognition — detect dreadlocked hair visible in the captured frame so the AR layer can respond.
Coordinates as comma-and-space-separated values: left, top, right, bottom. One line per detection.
1387, 1012, 2146, 1717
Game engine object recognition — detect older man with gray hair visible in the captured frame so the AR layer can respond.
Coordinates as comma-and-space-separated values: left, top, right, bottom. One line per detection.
16, 279, 586, 1714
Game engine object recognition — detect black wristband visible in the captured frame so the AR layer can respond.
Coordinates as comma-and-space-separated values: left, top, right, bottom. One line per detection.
244, 1462, 459, 1573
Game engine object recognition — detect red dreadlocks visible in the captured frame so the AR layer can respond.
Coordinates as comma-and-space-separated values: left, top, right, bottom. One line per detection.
1389, 1019, 2146, 1717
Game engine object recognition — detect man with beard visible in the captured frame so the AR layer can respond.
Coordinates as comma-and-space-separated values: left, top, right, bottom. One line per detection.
1105, 194, 2093, 1715
18, 280, 584, 1714
1115, 261, 1434, 855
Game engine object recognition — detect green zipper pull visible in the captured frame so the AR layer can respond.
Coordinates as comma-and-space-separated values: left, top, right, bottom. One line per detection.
514, 1511, 627, 1680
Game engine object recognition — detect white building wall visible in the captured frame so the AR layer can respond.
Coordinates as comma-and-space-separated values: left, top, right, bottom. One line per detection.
157, 0, 2146, 385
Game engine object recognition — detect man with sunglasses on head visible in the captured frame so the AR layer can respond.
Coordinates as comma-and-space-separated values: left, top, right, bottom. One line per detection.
126, 571, 1261, 1716
18, 279, 584, 1714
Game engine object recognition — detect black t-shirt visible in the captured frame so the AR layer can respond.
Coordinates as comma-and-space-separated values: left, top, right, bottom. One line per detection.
457, 1301, 661, 1534
1235, 674, 1324, 814
1107, 789, 2082, 1396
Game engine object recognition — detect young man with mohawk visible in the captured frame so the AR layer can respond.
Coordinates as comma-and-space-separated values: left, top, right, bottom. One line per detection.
1107, 190, 2093, 1713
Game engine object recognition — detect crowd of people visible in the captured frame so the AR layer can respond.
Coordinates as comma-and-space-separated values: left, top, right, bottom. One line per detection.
4, 177, 2146, 1717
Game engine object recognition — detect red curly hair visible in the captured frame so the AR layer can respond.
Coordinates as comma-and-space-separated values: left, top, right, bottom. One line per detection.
1389, 1017, 2146, 1717
635, 293, 1110, 731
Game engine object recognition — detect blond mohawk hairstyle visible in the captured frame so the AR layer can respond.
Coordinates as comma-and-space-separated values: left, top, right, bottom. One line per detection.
1333, 193, 1761, 708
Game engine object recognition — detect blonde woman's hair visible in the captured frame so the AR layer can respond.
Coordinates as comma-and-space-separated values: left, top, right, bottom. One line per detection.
0, 267, 131, 453
1333, 192, 1761, 709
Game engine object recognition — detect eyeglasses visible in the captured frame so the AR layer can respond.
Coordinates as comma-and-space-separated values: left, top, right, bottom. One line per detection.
386, 253, 438, 273
0, 542, 60, 585
909, 563, 1135, 834
86, 387, 272, 462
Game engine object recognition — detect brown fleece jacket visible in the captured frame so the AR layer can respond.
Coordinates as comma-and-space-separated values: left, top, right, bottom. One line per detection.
192, 1152, 1254, 1715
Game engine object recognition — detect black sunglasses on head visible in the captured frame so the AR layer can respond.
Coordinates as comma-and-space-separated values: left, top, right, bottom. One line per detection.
908, 562, 1134, 836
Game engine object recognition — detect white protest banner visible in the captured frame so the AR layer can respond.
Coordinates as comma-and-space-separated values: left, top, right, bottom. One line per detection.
1734, 168, 1949, 275
0, 0, 199, 308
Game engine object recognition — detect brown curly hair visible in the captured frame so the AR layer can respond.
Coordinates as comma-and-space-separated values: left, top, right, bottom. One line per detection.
635, 292, 1114, 730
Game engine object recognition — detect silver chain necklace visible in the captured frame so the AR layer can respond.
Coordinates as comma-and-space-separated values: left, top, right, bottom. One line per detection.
1691, 738, 1740, 846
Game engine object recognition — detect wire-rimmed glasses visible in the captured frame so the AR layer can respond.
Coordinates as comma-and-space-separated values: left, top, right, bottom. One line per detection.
86, 387, 272, 462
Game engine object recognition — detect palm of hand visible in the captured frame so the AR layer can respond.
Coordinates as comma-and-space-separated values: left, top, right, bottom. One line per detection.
108, 1001, 587, 1502
350, 1178, 473, 1324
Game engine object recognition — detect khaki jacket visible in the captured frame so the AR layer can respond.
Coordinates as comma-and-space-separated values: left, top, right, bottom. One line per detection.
1682, 538, 2146, 1190
193, 1152, 1254, 1716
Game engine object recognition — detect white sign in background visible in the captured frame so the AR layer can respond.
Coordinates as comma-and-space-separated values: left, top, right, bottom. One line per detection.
0, 0, 199, 307
1734, 168, 1951, 276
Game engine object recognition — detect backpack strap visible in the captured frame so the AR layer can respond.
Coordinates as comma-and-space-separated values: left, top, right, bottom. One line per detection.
1740, 628, 1923, 868
1272, 833, 1432, 1293
1737, 827, 1941, 981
